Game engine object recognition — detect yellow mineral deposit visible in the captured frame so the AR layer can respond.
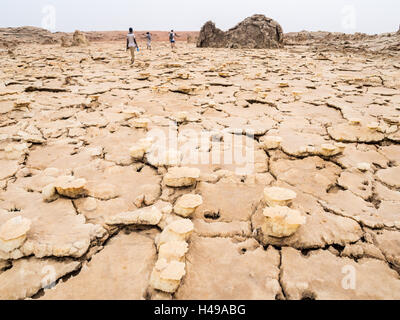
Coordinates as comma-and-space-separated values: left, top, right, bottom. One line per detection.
263, 187, 297, 207
54, 176, 87, 198
130, 118, 150, 129
174, 194, 203, 217
367, 122, 380, 131
0, 216, 31, 253
349, 118, 362, 126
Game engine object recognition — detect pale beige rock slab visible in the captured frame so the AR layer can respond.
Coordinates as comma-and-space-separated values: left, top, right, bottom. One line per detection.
193, 219, 252, 238
41, 231, 156, 300
175, 236, 281, 300
195, 181, 264, 222
0, 257, 81, 300
371, 229, 400, 271
376, 166, 400, 189
0, 187, 105, 259
281, 247, 400, 300
0, 159, 19, 180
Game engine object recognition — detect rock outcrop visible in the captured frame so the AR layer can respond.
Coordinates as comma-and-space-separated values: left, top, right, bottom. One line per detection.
71, 30, 90, 46
197, 14, 283, 49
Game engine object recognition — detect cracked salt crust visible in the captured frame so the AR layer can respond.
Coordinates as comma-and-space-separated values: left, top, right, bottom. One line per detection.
1, 34, 400, 300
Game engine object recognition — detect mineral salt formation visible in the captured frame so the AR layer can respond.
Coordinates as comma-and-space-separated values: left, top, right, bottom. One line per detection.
106, 206, 163, 226
147, 148, 182, 167
158, 241, 189, 262
157, 219, 194, 248
130, 118, 150, 128
263, 187, 297, 207
260, 136, 283, 150
53, 176, 87, 199
130, 137, 154, 160
262, 206, 306, 238
42, 184, 58, 202
173, 194, 203, 217
357, 162, 372, 172
0, 216, 31, 253
150, 259, 187, 293
319, 143, 342, 157
164, 167, 200, 187
197, 14, 283, 49
151, 219, 194, 293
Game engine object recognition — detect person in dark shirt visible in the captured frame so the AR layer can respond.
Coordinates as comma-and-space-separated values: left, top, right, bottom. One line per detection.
169, 30, 179, 49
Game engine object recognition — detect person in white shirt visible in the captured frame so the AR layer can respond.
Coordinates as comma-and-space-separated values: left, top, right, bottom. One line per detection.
126, 28, 138, 64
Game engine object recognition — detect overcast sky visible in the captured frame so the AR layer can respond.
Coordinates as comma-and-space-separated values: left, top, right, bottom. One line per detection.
1, 0, 399, 34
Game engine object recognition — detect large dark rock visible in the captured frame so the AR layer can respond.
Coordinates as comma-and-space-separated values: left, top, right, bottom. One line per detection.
197, 14, 283, 49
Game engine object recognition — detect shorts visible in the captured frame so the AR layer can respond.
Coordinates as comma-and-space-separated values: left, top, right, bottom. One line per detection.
170, 40, 175, 43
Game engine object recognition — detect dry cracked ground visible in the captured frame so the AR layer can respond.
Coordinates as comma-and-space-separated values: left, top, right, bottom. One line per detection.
0, 41, 400, 300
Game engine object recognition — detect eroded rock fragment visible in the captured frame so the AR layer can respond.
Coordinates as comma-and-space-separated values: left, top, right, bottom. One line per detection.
164, 167, 200, 187
174, 194, 203, 217
54, 176, 87, 199
0, 216, 31, 253
260, 136, 283, 150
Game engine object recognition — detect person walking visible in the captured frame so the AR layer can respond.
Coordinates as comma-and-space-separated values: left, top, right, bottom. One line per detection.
143, 32, 152, 50
126, 28, 138, 64
169, 30, 179, 49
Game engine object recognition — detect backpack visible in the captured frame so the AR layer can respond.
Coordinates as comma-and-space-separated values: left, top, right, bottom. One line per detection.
169, 32, 174, 41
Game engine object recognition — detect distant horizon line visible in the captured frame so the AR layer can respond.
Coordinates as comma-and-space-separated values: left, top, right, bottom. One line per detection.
1, 25, 397, 36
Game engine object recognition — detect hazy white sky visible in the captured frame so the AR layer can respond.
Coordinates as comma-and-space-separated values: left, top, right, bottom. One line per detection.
1, 0, 399, 34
